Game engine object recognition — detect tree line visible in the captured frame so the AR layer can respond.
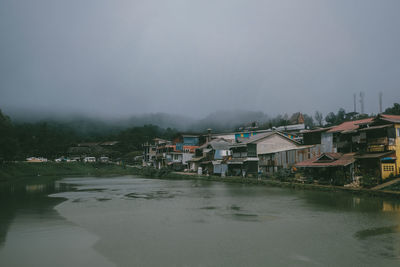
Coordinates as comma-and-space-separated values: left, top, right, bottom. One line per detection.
0, 109, 178, 162
1, 103, 399, 162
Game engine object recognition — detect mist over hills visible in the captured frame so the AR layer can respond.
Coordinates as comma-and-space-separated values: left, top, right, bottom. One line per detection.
7, 109, 273, 134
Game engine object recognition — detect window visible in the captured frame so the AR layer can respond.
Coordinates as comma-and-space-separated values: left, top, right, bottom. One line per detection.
383, 165, 394, 172
397, 128, 400, 137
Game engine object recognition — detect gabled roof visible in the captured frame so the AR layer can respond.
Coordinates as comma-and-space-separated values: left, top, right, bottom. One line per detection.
302, 127, 333, 134
198, 138, 232, 150
296, 153, 355, 167
315, 153, 342, 162
327, 118, 373, 133
233, 131, 300, 146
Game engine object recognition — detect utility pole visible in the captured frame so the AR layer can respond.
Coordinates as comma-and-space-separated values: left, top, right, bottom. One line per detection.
359, 92, 365, 114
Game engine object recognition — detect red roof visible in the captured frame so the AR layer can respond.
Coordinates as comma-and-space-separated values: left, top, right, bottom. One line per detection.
296, 153, 355, 167
327, 118, 373, 133
380, 114, 400, 123
381, 114, 400, 119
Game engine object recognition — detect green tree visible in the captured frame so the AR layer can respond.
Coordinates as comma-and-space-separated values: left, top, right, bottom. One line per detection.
337, 108, 346, 123
303, 114, 314, 129
314, 111, 323, 126
0, 109, 19, 161
324, 108, 348, 126
384, 103, 400, 115
325, 112, 336, 126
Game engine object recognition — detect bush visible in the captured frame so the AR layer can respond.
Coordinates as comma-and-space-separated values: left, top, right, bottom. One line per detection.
274, 168, 292, 182
139, 167, 171, 178
157, 167, 171, 177
141, 167, 158, 177
360, 173, 380, 188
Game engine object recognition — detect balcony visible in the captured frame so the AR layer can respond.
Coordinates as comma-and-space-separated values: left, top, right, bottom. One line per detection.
259, 159, 275, 166
367, 137, 396, 152
233, 152, 247, 158
368, 137, 389, 145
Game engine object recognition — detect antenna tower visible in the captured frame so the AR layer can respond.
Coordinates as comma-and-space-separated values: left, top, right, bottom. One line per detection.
359, 92, 365, 114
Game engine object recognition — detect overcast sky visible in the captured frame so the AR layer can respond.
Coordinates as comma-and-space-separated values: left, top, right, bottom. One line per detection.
1, 0, 399, 119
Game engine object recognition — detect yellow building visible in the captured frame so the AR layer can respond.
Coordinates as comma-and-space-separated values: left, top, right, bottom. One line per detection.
356, 114, 400, 180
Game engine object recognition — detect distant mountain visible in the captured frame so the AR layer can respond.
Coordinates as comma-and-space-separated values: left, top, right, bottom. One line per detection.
189, 110, 270, 132
7, 109, 273, 134
123, 113, 194, 131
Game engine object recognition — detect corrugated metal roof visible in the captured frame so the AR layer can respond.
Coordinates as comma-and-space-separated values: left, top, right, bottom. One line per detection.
227, 158, 245, 164
380, 114, 400, 123
198, 138, 232, 150
235, 131, 299, 145
354, 151, 395, 159
296, 153, 355, 167
327, 118, 373, 133
303, 127, 332, 133
358, 124, 392, 131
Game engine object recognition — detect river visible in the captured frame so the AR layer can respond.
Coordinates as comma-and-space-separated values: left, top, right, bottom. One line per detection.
1, 175, 400, 266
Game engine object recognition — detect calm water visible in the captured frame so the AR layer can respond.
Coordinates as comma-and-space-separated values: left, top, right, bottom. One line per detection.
1, 176, 400, 266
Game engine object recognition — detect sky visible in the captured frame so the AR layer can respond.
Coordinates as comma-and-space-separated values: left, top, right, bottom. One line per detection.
1, 0, 400, 119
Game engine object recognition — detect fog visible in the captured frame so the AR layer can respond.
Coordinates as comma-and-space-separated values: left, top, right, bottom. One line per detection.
1, 0, 400, 119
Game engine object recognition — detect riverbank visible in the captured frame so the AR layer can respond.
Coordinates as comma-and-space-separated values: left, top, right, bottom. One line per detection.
132, 167, 400, 199
2, 163, 400, 199
0, 162, 136, 183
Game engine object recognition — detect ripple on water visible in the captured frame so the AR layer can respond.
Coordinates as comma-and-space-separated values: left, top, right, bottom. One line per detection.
96, 198, 112, 202
200, 206, 218, 210
354, 224, 400, 240
72, 198, 87, 203
77, 188, 106, 192
124, 191, 176, 200
229, 205, 241, 211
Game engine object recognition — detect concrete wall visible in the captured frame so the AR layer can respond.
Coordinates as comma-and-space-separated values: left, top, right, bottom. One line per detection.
321, 132, 334, 153
257, 134, 299, 155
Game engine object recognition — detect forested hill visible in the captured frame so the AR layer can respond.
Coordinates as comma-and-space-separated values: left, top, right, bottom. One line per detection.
1, 103, 400, 162
0, 109, 179, 161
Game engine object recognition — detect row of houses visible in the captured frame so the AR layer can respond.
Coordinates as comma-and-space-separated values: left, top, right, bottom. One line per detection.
297, 114, 400, 184
143, 113, 400, 185
143, 114, 319, 177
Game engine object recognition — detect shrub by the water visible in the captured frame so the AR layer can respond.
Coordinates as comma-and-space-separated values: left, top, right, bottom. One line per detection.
274, 169, 292, 182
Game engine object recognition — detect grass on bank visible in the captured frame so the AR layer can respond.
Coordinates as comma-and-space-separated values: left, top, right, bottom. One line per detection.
0, 162, 135, 182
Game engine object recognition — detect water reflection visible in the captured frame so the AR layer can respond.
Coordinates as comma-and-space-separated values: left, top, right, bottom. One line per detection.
300, 190, 400, 213
382, 202, 400, 212
355, 225, 400, 240
0, 177, 72, 247
1, 176, 400, 266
